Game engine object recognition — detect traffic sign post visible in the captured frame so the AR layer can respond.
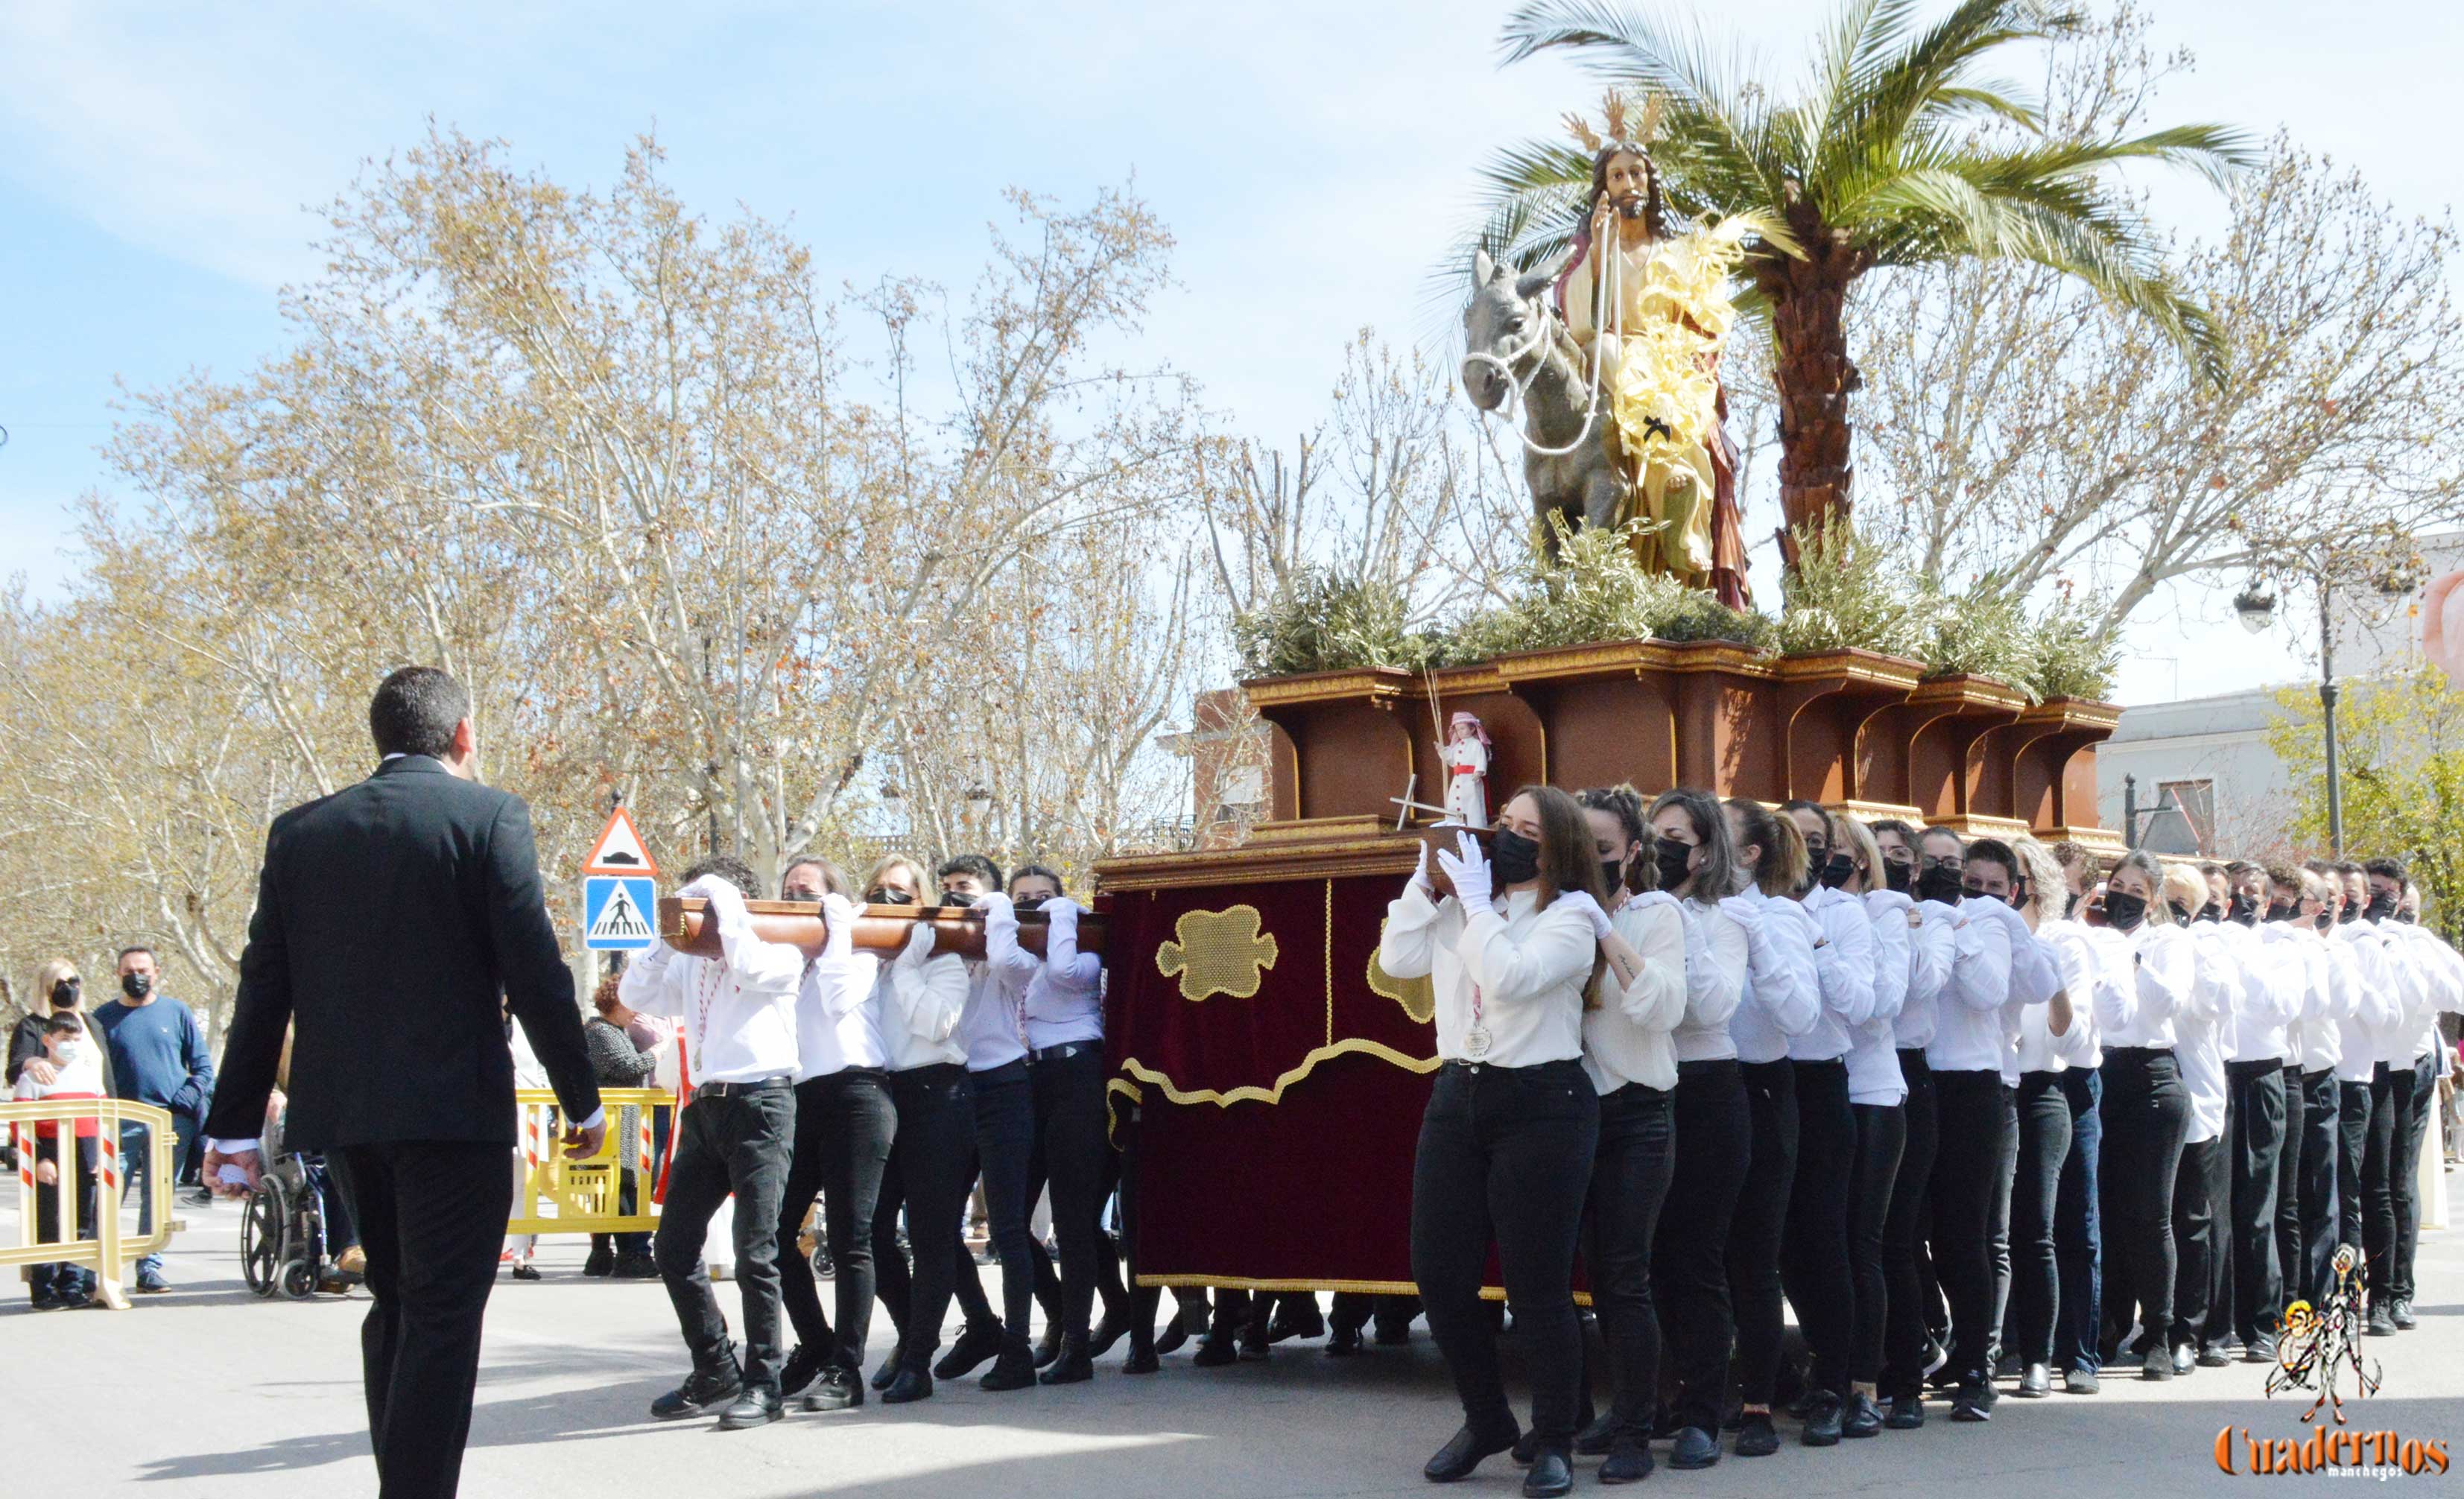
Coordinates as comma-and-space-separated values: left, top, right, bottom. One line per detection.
583, 875, 658, 951
581, 805, 659, 878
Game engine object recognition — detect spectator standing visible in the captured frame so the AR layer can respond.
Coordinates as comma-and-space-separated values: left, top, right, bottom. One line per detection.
90, 945, 215, 1293
584, 974, 662, 1278
15, 1010, 107, 1308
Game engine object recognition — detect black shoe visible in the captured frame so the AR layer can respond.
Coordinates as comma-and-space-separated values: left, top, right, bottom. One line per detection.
2170, 1343, 2196, 1375
1734, 1413, 1779, 1457
1423, 1422, 1519, 1483
1155, 1309, 1192, 1357
1039, 1337, 1094, 1385
2016, 1363, 2051, 1398
1572, 1409, 1615, 1457
1088, 1311, 1129, 1359
2063, 1366, 2101, 1395
779, 1343, 826, 1398
2367, 1304, 2398, 1337
1510, 1432, 1537, 1468
1267, 1299, 1326, 1343
612, 1252, 659, 1280
651, 1357, 744, 1421
1191, 1333, 1238, 1367
2245, 1334, 2278, 1364
935, 1319, 1005, 1379
1921, 1337, 1953, 1387
1949, 1381, 1992, 1422
2391, 1299, 2417, 1331
2196, 1343, 2232, 1369
1033, 1322, 1063, 1368
981, 1335, 1036, 1392
510, 1261, 542, 1281
802, 1366, 862, 1413
718, 1386, 784, 1430
583, 1240, 615, 1277
2141, 1348, 2172, 1382
881, 1366, 934, 1404
1326, 1324, 1362, 1357
1521, 1448, 1572, 1498
1842, 1392, 1884, 1439
1375, 1319, 1413, 1346
1124, 1342, 1160, 1375
1802, 1389, 1843, 1446
1884, 1395, 1925, 1430
1600, 1434, 1654, 1484
1670, 1425, 1720, 1468
870, 1346, 904, 1392
29, 1292, 66, 1313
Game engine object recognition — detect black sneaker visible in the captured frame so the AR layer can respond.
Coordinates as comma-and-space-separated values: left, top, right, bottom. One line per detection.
2141, 1348, 2172, 1381
718, 1386, 784, 1430
1734, 1413, 1780, 1457
583, 1240, 615, 1278
2062, 1366, 2101, 1395
1884, 1395, 1925, 1430
981, 1334, 1037, 1391
1669, 1426, 1720, 1468
1948, 1381, 1992, 1422
779, 1343, 827, 1399
2244, 1334, 2278, 1364
651, 1358, 744, 1421
2366, 1303, 2398, 1337
2391, 1299, 2417, 1331
612, 1251, 660, 1279
935, 1319, 1006, 1378
802, 1366, 862, 1413
1802, 1390, 1843, 1446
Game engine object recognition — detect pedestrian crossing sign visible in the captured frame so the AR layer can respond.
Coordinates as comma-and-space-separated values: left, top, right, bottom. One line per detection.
583, 875, 658, 951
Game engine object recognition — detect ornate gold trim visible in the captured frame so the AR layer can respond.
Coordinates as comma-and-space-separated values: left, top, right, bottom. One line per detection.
2033, 823, 2128, 855
1244, 814, 1390, 845
1834, 799, 1926, 823
1489, 637, 1670, 682
1931, 813, 2033, 838
1097, 836, 1419, 892
1773, 648, 1925, 688
1154, 905, 1280, 1001
1114, 1039, 1441, 1108
1906, 674, 2030, 714
2018, 697, 2123, 731
1239, 668, 1413, 708
1132, 1274, 1591, 1309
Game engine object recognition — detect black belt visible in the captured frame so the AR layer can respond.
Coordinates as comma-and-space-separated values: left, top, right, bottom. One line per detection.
1029, 1042, 1098, 1065
694, 1075, 791, 1100
972, 1058, 1030, 1087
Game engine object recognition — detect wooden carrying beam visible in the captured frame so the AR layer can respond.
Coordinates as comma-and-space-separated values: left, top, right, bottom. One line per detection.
656, 898, 1106, 961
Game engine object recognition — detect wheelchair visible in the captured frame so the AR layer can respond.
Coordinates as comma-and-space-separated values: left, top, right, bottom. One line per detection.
239, 1136, 361, 1299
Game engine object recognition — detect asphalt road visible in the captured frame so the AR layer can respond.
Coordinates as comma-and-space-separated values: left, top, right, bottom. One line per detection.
9, 1184, 2462, 1498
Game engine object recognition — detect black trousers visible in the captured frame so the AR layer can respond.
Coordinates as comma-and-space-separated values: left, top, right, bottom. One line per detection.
1583, 1082, 1674, 1440
1030, 1044, 1112, 1343
1729, 1059, 1799, 1407
2273, 1062, 2306, 1319
776, 1068, 895, 1374
2098, 1048, 2188, 1354
28, 1135, 98, 1301
2226, 1059, 2287, 1340
1652, 1057, 1749, 1433
2170, 1133, 2228, 1349
2008, 1072, 2071, 1366
655, 1086, 797, 1389
1411, 1059, 1599, 1451
2392, 1050, 2438, 1302
949, 1060, 1039, 1337
335, 1138, 516, 1499
1927, 1067, 2006, 1384
2335, 1075, 2377, 1256
1879, 1049, 1938, 1399
2296, 1069, 2342, 1302
2363, 1061, 2406, 1298
1989, 1082, 2021, 1356
1779, 1059, 1856, 1395
1846, 1101, 1904, 1386
2053, 1068, 2102, 1375
872, 1064, 978, 1363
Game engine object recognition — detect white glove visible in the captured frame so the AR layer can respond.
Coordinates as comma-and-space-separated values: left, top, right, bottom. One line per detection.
1410, 839, 1435, 895
820, 893, 859, 959
1044, 896, 1083, 927
1437, 831, 1492, 910
898, 917, 939, 966
1556, 889, 1614, 942
977, 890, 1016, 921
1627, 890, 1679, 917
1717, 893, 1764, 940
682, 875, 750, 934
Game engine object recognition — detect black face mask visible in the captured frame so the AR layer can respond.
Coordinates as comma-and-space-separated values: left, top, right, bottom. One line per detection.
1883, 858, 1913, 894
1489, 827, 1542, 887
1600, 856, 1630, 896
2103, 890, 2149, 932
2337, 902, 2360, 925
2228, 893, 2258, 926
2196, 904, 2222, 925
2065, 890, 2083, 918
2317, 909, 2335, 933
51, 977, 80, 1009
2167, 899, 2195, 925
865, 888, 913, 906
121, 972, 153, 1000
2395, 910, 2416, 925
1013, 894, 1048, 913
1961, 884, 2004, 907
1916, 866, 1964, 905
1653, 840, 1695, 894
940, 890, 978, 909
2366, 893, 2398, 922
1819, 853, 1856, 890
2266, 901, 2296, 923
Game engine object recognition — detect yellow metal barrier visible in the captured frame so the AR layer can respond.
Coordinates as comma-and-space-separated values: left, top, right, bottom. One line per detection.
507, 1087, 670, 1237
3, 1097, 180, 1311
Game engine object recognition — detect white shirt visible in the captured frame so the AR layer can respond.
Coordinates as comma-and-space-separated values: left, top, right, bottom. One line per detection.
619, 878, 805, 1086
963, 896, 1036, 1071
1849, 891, 1915, 1104
1895, 895, 1956, 1050
2388, 922, 2464, 1063
878, 928, 971, 1071
2330, 919, 2404, 1082
1923, 898, 2015, 1074
2216, 918, 2300, 1065
1722, 887, 1822, 1065
1019, 901, 1104, 1050
789, 894, 887, 1081
2096, 922, 2193, 1049
2176, 922, 2240, 1142
1581, 893, 1690, 1094
1381, 881, 1594, 1067
2017, 921, 2104, 1076
1670, 898, 1747, 1063
1788, 884, 1878, 1063
2275, 925, 2343, 1073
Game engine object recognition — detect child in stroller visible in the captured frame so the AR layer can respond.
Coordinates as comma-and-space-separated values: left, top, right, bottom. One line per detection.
238, 1087, 365, 1299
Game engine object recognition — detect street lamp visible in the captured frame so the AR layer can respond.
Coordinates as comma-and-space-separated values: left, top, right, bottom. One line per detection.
2234, 583, 2276, 634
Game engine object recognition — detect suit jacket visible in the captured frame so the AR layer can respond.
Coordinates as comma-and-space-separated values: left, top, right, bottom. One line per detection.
203, 755, 601, 1150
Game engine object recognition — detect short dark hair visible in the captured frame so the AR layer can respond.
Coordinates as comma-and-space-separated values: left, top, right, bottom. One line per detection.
2224, 861, 2263, 881
115, 945, 155, 966
2264, 863, 2302, 889
1010, 863, 1066, 896
1917, 824, 1966, 855
369, 666, 470, 759
2334, 861, 2366, 879
1966, 837, 2021, 882
1647, 788, 1736, 902
938, 853, 1004, 890
2363, 856, 2407, 884
43, 1014, 84, 1040
683, 855, 761, 900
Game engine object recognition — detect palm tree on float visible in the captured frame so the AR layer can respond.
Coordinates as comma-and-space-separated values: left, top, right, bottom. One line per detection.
1477, 0, 2252, 553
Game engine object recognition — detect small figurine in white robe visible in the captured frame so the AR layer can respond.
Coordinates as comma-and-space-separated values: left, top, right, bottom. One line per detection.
1443, 712, 1491, 828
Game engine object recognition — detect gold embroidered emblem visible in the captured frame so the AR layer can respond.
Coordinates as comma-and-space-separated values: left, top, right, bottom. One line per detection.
1155, 905, 1280, 1001
1366, 921, 1437, 1024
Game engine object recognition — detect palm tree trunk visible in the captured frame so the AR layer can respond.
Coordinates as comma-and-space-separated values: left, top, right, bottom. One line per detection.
1768, 238, 1862, 555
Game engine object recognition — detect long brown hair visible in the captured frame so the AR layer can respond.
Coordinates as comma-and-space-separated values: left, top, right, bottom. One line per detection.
1506, 784, 1609, 912
1725, 796, 1809, 898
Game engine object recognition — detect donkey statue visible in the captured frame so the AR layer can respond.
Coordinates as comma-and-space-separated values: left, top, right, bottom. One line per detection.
1460, 248, 1627, 554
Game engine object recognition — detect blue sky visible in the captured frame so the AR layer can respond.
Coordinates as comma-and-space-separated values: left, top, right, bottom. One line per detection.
4, 0, 2456, 703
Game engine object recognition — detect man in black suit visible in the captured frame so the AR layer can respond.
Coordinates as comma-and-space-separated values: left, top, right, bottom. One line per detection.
203, 666, 604, 1499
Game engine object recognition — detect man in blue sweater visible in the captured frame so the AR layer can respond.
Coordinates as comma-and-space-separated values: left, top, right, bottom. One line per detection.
91, 946, 215, 1293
